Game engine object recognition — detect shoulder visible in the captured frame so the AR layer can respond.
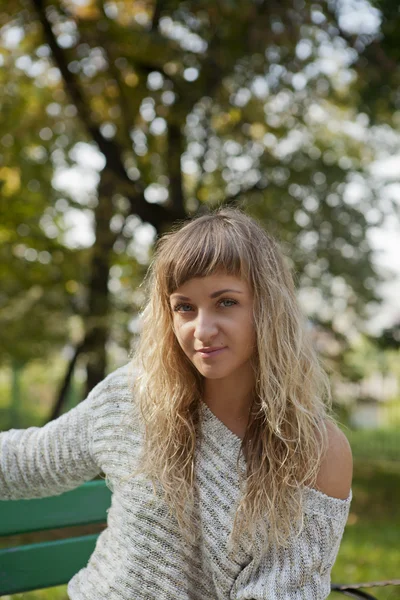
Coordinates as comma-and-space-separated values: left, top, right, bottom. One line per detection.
101, 362, 134, 391
314, 420, 353, 500
88, 363, 134, 411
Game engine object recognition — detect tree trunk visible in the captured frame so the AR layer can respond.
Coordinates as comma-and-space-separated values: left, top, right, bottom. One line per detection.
10, 359, 23, 428
84, 168, 118, 396
47, 341, 86, 423
47, 169, 119, 420
167, 124, 186, 217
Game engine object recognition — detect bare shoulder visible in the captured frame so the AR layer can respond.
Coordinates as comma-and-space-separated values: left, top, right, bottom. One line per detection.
315, 421, 353, 500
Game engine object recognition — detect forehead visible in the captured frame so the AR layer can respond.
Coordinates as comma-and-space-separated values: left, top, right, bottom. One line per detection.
170, 272, 251, 297
160, 221, 251, 295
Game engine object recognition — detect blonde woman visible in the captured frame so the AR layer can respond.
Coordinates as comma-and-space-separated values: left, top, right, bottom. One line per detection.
0, 208, 352, 599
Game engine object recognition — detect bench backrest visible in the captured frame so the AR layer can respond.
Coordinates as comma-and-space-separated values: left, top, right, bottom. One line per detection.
0, 480, 111, 595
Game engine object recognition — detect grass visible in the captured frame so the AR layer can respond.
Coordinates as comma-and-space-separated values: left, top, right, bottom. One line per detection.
346, 428, 399, 463
1, 588, 68, 600
329, 460, 400, 600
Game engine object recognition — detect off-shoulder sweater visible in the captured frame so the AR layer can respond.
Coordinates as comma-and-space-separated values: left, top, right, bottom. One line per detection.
0, 364, 351, 599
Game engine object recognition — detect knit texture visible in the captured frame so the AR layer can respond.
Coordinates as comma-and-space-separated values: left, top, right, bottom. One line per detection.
0, 364, 351, 599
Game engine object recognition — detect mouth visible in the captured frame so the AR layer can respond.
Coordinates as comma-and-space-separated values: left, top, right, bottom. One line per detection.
196, 347, 226, 357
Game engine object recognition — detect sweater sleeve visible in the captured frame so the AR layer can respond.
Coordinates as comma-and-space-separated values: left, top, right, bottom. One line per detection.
230, 488, 351, 600
0, 377, 107, 500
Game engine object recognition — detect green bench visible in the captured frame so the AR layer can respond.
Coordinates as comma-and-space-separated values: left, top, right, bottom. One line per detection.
0, 482, 398, 598
0, 480, 111, 594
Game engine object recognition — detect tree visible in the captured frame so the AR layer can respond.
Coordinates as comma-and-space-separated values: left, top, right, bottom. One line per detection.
351, 0, 400, 123
375, 322, 400, 351
0, 0, 386, 418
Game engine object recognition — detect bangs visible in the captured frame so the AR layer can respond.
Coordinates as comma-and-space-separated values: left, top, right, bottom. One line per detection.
159, 217, 250, 294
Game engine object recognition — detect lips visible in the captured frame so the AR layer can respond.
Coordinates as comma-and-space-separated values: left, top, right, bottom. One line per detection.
196, 346, 226, 357
197, 347, 222, 353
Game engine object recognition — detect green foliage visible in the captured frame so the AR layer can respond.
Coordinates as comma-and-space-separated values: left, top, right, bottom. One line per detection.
0, 358, 84, 429
0, 1, 382, 300
0, 0, 396, 404
3, 586, 68, 600
339, 335, 400, 397
375, 323, 400, 351
0, 15, 86, 365
330, 462, 400, 600
354, 0, 400, 124
347, 428, 400, 463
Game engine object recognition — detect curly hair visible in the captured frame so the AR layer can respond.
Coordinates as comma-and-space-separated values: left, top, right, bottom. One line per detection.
132, 207, 332, 547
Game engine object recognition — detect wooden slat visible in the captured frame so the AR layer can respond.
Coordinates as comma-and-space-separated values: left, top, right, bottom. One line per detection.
0, 533, 99, 594
0, 480, 111, 536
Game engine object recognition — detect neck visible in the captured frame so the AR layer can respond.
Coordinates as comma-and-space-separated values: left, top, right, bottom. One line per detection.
203, 368, 254, 421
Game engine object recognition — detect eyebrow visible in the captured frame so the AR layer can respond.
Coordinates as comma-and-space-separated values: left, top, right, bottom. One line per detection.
170, 288, 244, 301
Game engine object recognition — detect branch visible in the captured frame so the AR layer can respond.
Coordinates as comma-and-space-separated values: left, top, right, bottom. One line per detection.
124, 189, 182, 234
223, 179, 268, 207
31, 0, 129, 179
31, 0, 176, 230
47, 340, 86, 422
363, 38, 399, 72
151, 0, 164, 32
96, 3, 146, 143
166, 123, 186, 217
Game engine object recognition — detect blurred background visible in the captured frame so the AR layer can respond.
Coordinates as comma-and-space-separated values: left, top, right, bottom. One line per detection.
0, 0, 399, 598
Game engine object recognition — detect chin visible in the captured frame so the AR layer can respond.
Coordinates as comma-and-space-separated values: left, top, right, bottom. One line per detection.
200, 372, 224, 380
196, 366, 232, 380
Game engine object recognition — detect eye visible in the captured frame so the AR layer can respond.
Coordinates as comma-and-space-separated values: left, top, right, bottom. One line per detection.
173, 303, 193, 313
219, 298, 238, 307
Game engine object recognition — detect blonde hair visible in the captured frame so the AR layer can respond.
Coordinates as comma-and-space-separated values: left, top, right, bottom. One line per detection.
133, 207, 331, 547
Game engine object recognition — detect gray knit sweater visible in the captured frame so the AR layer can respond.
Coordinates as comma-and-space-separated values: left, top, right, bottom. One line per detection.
0, 364, 351, 599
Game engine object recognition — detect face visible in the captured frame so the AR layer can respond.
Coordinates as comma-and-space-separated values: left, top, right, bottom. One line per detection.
170, 273, 256, 383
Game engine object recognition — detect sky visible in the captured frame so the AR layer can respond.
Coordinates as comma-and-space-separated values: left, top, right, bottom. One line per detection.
365, 156, 400, 333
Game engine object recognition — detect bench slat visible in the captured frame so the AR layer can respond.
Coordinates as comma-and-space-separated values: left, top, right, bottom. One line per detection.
0, 480, 111, 536
0, 533, 99, 594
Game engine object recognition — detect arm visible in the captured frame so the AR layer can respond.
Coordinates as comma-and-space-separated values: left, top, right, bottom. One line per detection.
231, 424, 353, 600
0, 380, 104, 500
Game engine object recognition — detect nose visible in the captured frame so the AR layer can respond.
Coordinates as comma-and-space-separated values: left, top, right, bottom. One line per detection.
194, 310, 218, 343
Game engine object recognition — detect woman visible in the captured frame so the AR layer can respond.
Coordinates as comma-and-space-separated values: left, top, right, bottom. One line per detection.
0, 208, 352, 599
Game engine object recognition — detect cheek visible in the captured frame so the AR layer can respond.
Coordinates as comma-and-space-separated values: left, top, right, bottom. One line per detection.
244, 316, 257, 349
174, 329, 195, 364
172, 320, 189, 349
